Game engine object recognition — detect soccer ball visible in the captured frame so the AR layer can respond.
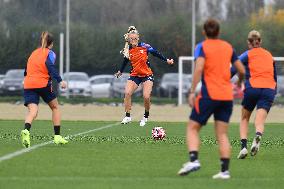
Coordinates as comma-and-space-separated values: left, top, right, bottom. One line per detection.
151, 127, 166, 140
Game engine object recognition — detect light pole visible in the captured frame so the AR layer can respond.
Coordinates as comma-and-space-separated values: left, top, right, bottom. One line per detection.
191, 0, 196, 75
66, 0, 70, 99
58, 0, 63, 25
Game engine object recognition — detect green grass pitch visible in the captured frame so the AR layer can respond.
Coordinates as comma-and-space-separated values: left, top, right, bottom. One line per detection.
0, 120, 283, 189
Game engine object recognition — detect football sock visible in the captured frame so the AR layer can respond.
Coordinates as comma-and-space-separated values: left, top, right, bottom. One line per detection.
256, 132, 262, 137
125, 112, 130, 117
189, 151, 198, 162
220, 158, 230, 172
24, 123, 31, 131
144, 111, 149, 118
240, 139, 247, 149
54, 125, 60, 135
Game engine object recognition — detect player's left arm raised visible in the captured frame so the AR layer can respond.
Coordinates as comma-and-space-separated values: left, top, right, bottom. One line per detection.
146, 44, 174, 65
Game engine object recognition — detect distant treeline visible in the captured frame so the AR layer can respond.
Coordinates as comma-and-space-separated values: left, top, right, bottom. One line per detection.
0, 0, 284, 77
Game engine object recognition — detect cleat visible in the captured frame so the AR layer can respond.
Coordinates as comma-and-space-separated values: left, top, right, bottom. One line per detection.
237, 148, 248, 159
54, 135, 68, 145
250, 136, 261, 156
139, 117, 148, 127
121, 116, 131, 124
212, 171, 231, 179
21, 129, 30, 148
177, 160, 201, 176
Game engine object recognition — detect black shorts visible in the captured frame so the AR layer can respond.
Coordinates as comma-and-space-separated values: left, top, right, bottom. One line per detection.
128, 75, 154, 86
190, 97, 233, 125
242, 88, 276, 113
24, 84, 57, 106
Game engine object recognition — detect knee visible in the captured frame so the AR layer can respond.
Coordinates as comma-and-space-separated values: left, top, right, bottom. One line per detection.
143, 94, 150, 101
241, 116, 249, 122
241, 112, 250, 121
188, 121, 201, 131
125, 91, 132, 98
50, 103, 59, 111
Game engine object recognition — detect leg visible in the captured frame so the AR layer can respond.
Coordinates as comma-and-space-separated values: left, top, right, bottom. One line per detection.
22, 103, 38, 148
139, 80, 153, 126
22, 88, 40, 148
240, 88, 258, 139
187, 120, 202, 152
212, 120, 231, 179
250, 88, 274, 156
39, 84, 61, 127
254, 108, 268, 134
25, 103, 39, 125
124, 80, 138, 114
178, 98, 214, 176
142, 80, 153, 112
48, 98, 61, 126
238, 107, 252, 159
23, 89, 40, 127
254, 88, 275, 135
177, 120, 202, 175
48, 98, 68, 144
250, 108, 268, 156
238, 88, 257, 158
121, 80, 138, 124
214, 121, 231, 159
240, 107, 252, 140
212, 102, 232, 179
188, 97, 213, 156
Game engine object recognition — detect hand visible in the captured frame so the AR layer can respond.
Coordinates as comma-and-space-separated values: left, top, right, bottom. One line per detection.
167, 59, 174, 65
114, 71, 122, 78
188, 92, 195, 108
60, 81, 67, 89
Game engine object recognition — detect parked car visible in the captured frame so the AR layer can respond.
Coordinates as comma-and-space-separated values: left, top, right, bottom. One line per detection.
89, 75, 114, 98
230, 75, 244, 99
277, 75, 284, 96
159, 73, 192, 98
60, 72, 91, 97
110, 73, 142, 98
231, 75, 284, 98
0, 74, 5, 94
232, 83, 244, 99
2, 69, 25, 95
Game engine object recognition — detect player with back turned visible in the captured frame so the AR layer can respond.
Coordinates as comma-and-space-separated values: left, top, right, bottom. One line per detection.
21, 31, 68, 148
177, 19, 245, 179
232, 30, 277, 159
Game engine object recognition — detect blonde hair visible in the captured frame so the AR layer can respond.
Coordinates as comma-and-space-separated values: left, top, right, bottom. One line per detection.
40, 31, 53, 49
120, 26, 139, 58
247, 30, 261, 48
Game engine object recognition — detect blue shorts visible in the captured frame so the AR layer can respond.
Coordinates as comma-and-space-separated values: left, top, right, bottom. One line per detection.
128, 75, 154, 86
242, 88, 275, 113
24, 84, 57, 106
190, 97, 233, 125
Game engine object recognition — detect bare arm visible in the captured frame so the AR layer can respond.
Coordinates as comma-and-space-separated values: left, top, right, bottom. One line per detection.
188, 57, 205, 107
233, 59, 245, 87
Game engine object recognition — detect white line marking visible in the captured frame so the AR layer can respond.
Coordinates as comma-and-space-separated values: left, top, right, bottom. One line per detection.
0, 122, 121, 163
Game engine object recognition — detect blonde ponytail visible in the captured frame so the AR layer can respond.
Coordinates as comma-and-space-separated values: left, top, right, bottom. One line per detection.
120, 26, 139, 59
41, 31, 49, 49
40, 31, 53, 49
